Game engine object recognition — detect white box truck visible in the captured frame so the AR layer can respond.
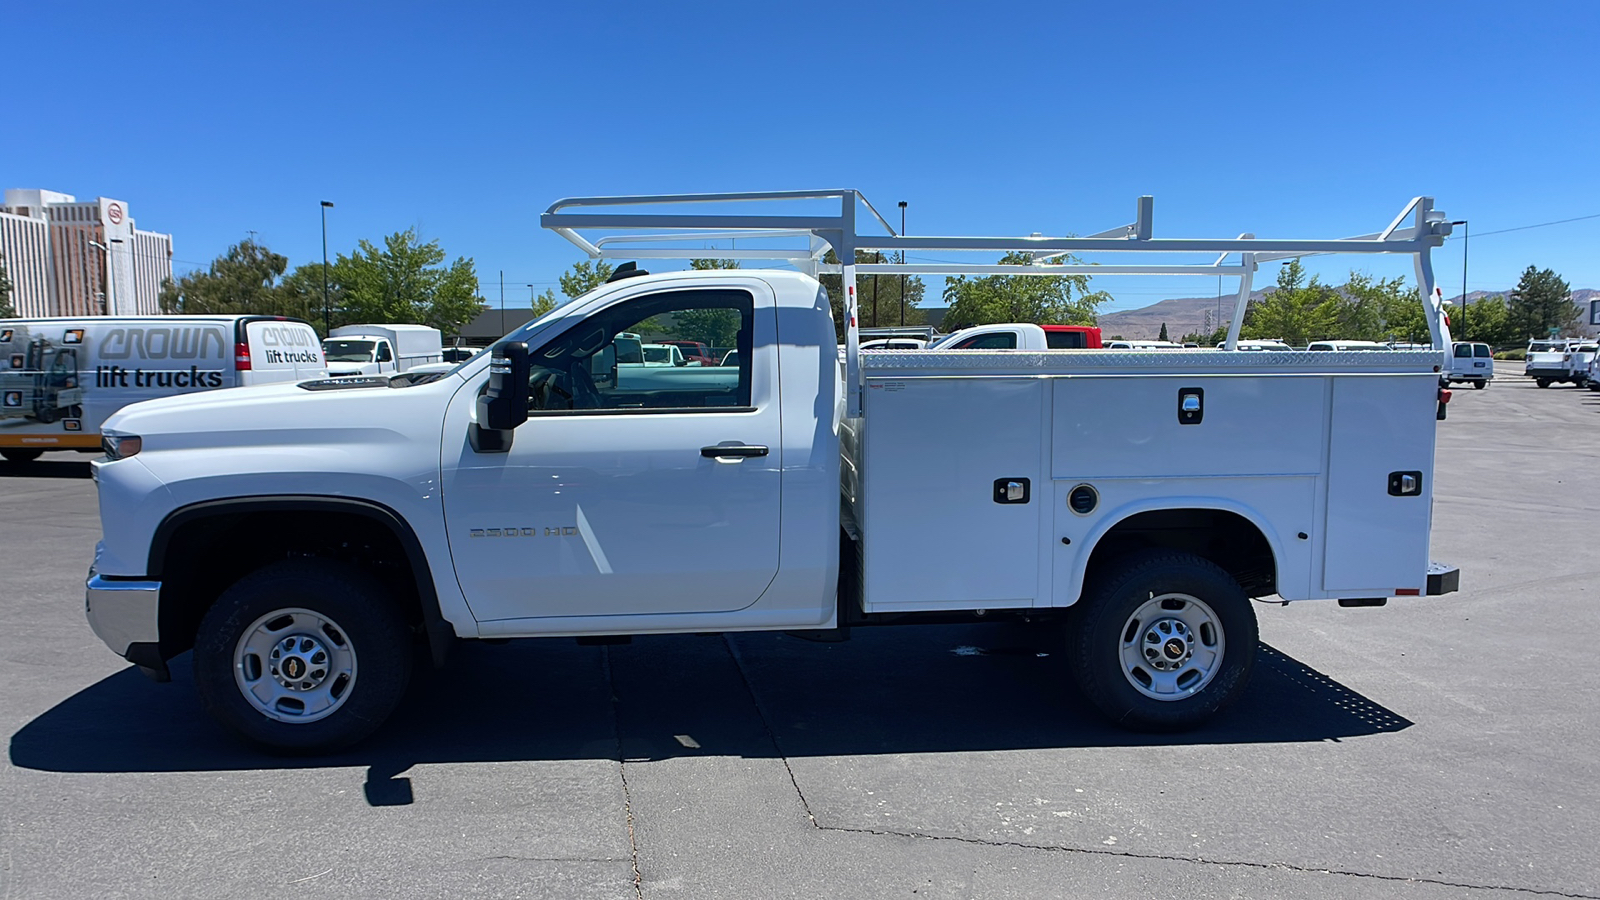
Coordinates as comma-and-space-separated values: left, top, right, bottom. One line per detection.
84, 190, 1461, 752
0, 315, 324, 462
323, 324, 443, 377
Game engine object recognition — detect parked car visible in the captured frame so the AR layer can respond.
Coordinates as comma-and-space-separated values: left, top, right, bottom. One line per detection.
441, 347, 479, 364
659, 340, 717, 366
1233, 339, 1293, 352
1565, 342, 1598, 387
1446, 342, 1494, 389
641, 344, 688, 366
1105, 340, 1185, 350
1307, 340, 1389, 351
860, 338, 928, 350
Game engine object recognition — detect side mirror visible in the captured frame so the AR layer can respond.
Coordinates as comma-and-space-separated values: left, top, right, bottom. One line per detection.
472, 341, 529, 452
675, 358, 688, 367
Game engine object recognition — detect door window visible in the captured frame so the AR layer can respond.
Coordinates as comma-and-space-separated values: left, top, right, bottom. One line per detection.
954, 332, 1018, 350
527, 289, 753, 414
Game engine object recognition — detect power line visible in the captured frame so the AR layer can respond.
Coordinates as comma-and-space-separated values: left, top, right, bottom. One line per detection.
1447, 212, 1600, 240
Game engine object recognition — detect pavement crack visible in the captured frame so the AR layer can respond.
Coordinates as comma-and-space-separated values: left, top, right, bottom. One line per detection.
810, 823, 1598, 898
722, 635, 818, 827
601, 646, 645, 900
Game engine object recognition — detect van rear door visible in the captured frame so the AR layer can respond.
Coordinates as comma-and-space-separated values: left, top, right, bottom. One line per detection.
240, 318, 326, 385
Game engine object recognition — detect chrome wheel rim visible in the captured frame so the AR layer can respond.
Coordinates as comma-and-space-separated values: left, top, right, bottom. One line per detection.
233, 608, 358, 724
1117, 593, 1225, 701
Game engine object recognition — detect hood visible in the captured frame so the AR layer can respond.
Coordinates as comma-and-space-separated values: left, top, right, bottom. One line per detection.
102, 373, 465, 454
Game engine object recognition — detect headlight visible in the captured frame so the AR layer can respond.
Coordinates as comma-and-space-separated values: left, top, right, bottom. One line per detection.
101, 433, 142, 460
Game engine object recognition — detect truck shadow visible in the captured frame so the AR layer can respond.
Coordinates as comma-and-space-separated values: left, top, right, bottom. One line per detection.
10, 623, 1410, 793
0, 459, 93, 479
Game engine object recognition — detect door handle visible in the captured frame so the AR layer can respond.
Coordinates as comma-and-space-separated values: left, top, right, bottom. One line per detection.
701, 444, 769, 458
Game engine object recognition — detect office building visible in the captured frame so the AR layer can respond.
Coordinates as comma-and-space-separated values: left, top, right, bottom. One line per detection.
0, 188, 173, 318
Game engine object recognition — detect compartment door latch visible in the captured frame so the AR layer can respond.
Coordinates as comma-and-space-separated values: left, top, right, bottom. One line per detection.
1388, 471, 1423, 496
993, 478, 1031, 504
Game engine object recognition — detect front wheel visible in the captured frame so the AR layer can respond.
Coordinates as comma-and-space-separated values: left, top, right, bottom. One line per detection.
193, 560, 413, 753
1068, 551, 1257, 731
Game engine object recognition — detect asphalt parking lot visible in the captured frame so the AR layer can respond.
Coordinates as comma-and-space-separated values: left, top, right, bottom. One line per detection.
2, 360, 1596, 899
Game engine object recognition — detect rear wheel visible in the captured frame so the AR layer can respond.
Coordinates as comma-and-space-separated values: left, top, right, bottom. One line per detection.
1536, 378, 1551, 388
193, 560, 413, 753
1473, 380, 1487, 390
1068, 551, 1257, 731
0, 449, 43, 463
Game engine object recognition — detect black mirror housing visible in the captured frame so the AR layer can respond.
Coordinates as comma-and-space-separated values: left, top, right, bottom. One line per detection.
473, 341, 529, 452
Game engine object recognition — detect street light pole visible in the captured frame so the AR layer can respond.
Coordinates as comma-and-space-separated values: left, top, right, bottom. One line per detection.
320, 201, 335, 334
1450, 220, 1468, 341
87, 237, 122, 315
898, 201, 907, 326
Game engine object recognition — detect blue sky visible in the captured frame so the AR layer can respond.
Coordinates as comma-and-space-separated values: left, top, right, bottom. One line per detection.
7, 1, 1597, 317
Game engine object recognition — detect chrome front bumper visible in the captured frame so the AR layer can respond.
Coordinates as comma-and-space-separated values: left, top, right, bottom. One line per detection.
85, 557, 161, 660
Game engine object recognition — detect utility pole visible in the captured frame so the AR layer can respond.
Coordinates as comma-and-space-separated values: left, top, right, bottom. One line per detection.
320, 201, 335, 334
500, 270, 505, 335
898, 201, 908, 326
1450, 221, 1468, 341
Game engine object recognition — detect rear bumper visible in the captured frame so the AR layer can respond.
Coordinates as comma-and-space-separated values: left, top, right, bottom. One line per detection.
1426, 561, 1460, 596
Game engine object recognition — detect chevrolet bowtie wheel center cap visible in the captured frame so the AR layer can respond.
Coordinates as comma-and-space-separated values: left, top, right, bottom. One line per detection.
1142, 619, 1194, 672
269, 635, 331, 691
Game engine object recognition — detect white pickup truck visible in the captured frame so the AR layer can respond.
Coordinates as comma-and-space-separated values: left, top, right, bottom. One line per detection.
1525, 339, 1579, 388
84, 190, 1461, 752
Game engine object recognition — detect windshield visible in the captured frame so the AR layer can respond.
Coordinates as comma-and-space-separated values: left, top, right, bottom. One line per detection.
1529, 341, 1563, 352
323, 340, 375, 362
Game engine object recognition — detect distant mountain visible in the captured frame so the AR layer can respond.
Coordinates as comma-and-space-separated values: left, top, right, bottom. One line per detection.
1097, 291, 1270, 340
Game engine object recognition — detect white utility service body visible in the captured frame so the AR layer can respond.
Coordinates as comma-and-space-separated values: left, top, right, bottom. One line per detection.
0, 315, 324, 462
323, 324, 443, 377
1525, 339, 1578, 387
84, 189, 1461, 752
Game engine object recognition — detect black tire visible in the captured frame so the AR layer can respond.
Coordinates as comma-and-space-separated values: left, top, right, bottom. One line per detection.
0, 449, 43, 463
1068, 550, 1257, 732
1536, 379, 1551, 388
1473, 380, 1487, 390
193, 559, 413, 753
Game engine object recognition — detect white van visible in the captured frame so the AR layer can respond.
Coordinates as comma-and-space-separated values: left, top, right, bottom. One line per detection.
1446, 342, 1494, 389
0, 315, 325, 462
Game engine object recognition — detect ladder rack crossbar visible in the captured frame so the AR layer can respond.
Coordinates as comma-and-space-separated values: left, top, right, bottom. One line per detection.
538, 189, 1455, 418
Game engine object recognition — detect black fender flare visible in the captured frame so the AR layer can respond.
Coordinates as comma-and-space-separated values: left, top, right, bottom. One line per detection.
149, 495, 455, 667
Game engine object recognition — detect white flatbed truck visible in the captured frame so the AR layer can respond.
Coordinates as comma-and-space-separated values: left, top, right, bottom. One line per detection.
84, 190, 1461, 752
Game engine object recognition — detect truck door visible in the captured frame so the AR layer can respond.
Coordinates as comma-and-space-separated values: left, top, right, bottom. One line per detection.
441, 283, 782, 622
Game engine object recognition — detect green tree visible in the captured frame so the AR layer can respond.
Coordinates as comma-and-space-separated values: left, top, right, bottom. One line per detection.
1240, 259, 1340, 347
559, 260, 616, 299
1508, 266, 1576, 339
529, 288, 559, 319
689, 258, 740, 270
1343, 272, 1424, 343
1457, 294, 1518, 348
158, 239, 294, 317
940, 251, 1109, 332
0, 258, 13, 318
277, 262, 342, 333
817, 250, 929, 342
336, 229, 485, 335
1158, 322, 1169, 341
